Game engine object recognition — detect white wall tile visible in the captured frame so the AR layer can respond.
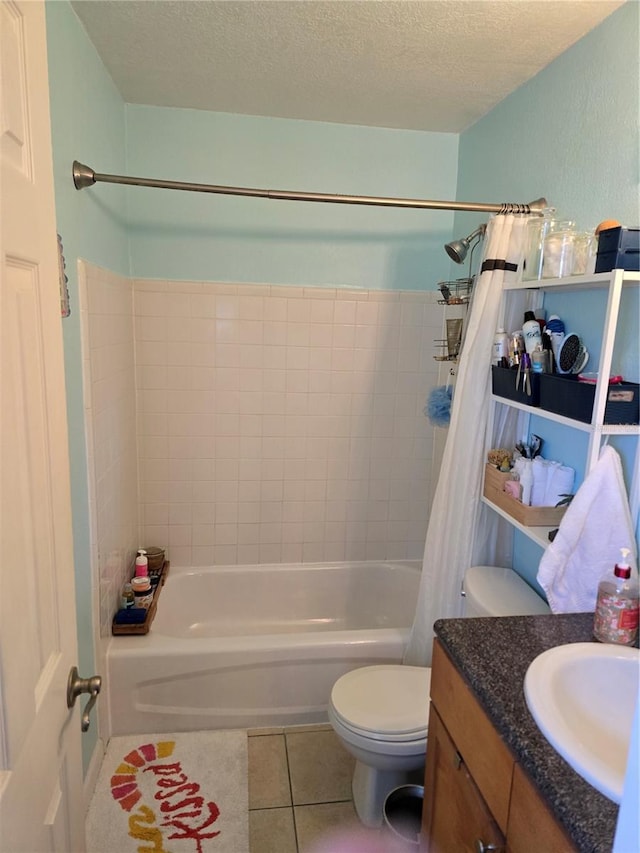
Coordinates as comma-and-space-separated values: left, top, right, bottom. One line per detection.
130, 278, 444, 566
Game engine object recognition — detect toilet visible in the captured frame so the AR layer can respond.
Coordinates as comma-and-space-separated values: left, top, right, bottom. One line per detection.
328, 565, 550, 827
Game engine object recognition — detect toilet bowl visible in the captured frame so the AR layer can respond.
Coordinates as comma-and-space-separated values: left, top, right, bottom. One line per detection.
329, 565, 550, 827
328, 664, 431, 827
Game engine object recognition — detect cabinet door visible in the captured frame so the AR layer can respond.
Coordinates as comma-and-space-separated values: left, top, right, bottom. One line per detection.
507, 764, 577, 853
430, 641, 514, 831
423, 705, 506, 853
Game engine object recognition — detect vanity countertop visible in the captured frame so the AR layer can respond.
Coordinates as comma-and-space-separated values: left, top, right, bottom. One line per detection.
433, 613, 619, 853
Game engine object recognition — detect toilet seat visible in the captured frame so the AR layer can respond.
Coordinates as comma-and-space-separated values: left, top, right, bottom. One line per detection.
330, 665, 431, 742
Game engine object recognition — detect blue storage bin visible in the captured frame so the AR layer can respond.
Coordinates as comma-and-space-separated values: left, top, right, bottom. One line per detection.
595, 226, 639, 273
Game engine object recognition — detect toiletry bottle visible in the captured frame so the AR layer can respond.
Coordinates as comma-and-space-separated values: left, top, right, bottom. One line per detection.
131, 576, 153, 610
522, 311, 542, 354
492, 329, 509, 367
135, 549, 148, 577
531, 344, 550, 374
121, 582, 134, 609
593, 548, 639, 646
509, 331, 525, 367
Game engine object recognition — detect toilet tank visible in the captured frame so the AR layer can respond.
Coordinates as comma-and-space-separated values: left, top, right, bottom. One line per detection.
463, 565, 550, 617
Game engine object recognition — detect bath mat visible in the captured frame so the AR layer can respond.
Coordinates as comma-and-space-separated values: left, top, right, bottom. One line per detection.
86, 730, 249, 853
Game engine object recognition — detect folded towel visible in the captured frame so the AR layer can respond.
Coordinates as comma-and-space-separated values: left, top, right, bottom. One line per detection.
544, 463, 575, 507
526, 457, 575, 507
537, 445, 638, 613
531, 457, 555, 506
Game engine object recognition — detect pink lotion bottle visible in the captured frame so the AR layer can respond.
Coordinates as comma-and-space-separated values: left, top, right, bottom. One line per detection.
593, 548, 639, 646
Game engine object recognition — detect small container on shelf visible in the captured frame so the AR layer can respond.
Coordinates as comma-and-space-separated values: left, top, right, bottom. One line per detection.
145, 546, 166, 572
543, 229, 577, 279
120, 582, 134, 609
483, 464, 567, 527
135, 549, 148, 577
539, 374, 639, 425
595, 226, 640, 273
131, 576, 153, 609
491, 366, 541, 407
571, 231, 597, 275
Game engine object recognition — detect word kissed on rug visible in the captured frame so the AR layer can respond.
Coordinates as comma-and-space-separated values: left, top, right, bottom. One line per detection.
113, 739, 220, 851
87, 731, 248, 853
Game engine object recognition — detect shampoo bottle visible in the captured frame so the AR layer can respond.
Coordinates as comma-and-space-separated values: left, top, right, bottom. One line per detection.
492, 328, 509, 367
522, 311, 542, 354
135, 549, 148, 577
593, 548, 639, 646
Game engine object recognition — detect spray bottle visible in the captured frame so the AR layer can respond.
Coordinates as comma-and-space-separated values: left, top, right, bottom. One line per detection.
593, 548, 639, 646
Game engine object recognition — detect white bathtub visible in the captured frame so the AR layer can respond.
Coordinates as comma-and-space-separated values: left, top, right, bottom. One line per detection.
107, 560, 421, 735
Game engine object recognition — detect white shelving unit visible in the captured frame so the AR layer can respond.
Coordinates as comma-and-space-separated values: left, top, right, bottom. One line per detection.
485, 268, 640, 550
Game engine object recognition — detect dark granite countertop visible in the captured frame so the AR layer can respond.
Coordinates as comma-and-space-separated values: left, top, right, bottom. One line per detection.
433, 613, 619, 853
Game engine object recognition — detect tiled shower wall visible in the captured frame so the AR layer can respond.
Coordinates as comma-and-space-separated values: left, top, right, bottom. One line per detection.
134, 280, 444, 566
79, 262, 138, 651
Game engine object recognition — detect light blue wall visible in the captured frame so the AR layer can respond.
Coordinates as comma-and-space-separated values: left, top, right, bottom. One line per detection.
125, 106, 459, 290
46, 1, 638, 762
455, 1, 639, 240
46, 0, 128, 772
455, 1, 640, 591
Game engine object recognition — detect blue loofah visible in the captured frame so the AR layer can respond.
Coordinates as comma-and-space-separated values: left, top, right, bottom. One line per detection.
425, 384, 453, 427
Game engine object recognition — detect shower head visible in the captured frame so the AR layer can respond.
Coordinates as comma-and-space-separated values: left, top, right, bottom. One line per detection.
445, 224, 487, 264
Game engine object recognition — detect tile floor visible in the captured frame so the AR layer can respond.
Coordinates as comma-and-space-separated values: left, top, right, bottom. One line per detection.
248, 724, 385, 853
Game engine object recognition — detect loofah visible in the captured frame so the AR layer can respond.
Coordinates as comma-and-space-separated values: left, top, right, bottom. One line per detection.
425, 385, 453, 427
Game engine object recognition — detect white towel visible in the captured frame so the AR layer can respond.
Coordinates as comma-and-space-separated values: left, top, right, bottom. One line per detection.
531, 457, 552, 507
537, 445, 638, 613
529, 457, 575, 507
544, 463, 575, 507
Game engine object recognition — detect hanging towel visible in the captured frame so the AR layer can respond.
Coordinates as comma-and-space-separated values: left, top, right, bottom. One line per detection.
537, 445, 638, 613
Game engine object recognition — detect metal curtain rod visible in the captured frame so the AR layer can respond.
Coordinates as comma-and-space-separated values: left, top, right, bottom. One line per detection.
72, 161, 547, 215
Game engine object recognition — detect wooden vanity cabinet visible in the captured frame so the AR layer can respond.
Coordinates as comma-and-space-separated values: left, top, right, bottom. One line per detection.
423, 705, 505, 853
421, 639, 577, 853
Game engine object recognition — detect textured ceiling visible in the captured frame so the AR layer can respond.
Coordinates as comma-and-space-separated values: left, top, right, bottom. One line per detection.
70, 0, 624, 132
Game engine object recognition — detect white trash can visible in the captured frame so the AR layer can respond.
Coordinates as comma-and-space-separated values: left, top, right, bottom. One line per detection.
383, 784, 424, 848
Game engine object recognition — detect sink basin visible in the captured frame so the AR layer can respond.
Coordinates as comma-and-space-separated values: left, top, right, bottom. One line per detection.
524, 642, 640, 803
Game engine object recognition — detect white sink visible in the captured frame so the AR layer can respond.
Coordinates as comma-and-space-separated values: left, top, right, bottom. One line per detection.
524, 642, 640, 803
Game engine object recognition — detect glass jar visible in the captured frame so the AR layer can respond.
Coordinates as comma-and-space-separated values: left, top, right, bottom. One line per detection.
571, 231, 596, 275
543, 228, 577, 279
523, 215, 575, 281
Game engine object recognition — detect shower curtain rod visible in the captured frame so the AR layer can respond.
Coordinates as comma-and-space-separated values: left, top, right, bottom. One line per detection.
72, 161, 546, 215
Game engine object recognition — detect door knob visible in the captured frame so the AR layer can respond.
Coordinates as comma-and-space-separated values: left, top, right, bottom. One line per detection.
67, 666, 102, 732
475, 841, 500, 853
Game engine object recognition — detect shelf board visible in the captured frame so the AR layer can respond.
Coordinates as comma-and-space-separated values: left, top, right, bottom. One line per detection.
481, 496, 553, 549
491, 395, 640, 434
490, 395, 593, 431
503, 270, 640, 292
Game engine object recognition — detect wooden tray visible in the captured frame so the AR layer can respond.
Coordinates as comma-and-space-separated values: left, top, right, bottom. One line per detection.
483, 465, 567, 527
484, 464, 514, 491
112, 561, 170, 635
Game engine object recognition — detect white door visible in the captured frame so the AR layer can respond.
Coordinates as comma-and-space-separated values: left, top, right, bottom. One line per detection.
0, 1, 86, 850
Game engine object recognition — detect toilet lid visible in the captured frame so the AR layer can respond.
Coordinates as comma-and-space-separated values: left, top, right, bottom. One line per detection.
330, 665, 431, 738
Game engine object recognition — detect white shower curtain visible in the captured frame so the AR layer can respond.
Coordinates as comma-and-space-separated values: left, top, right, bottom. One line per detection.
404, 213, 532, 667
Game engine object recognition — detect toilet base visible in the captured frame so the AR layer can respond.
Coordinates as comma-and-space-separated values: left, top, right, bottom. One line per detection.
351, 760, 424, 828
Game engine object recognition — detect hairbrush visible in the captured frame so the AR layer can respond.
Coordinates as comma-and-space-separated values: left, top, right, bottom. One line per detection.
556, 333, 589, 374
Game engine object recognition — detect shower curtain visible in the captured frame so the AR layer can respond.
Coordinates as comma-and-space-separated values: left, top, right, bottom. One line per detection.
404, 213, 533, 667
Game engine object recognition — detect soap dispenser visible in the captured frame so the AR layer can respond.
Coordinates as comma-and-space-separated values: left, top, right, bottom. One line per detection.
135, 549, 148, 578
593, 548, 639, 646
